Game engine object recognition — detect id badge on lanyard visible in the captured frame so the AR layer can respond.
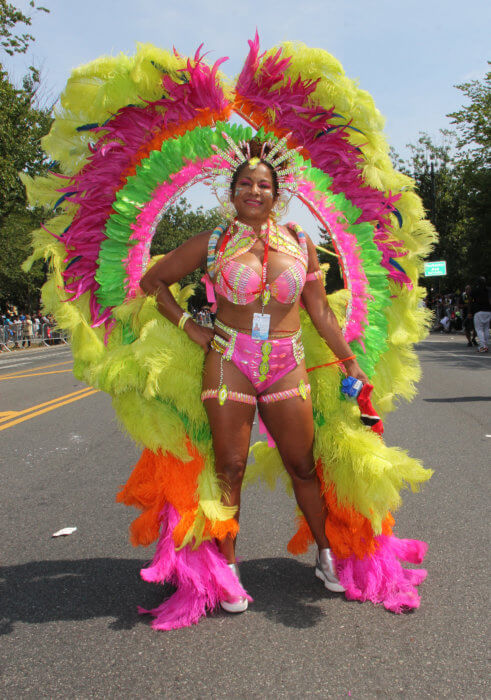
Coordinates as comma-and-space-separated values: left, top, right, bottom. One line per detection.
251, 313, 270, 340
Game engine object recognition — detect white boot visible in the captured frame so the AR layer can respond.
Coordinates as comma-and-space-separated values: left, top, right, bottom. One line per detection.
220, 563, 248, 613
315, 548, 345, 593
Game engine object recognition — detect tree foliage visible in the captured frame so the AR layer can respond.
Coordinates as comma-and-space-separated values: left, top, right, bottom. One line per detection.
448, 66, 491, 162
393, 67, 490, 291
0, 64, 52, 311
0, 0, 48, 56
0, 206, 45, 310
0, 66, 53, 219
0, 1, 52, 312
316, 226, 345, 294
151, 197, 224, 306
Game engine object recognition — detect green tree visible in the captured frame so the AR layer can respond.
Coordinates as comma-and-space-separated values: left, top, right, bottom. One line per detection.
0, 66, 53, 219
448, 66, 491, 162
0, 0, 48, 56
392, 67, 490, 290
404, 133, 468, 288
150, 197, 224, 307
316, 226, 345, 294
0, 207, 45, 311
447, 67, 491, 283
0, 1, 52, 312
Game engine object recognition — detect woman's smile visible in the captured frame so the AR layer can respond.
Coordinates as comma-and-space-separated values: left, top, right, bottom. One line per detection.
232, 162, 276, 222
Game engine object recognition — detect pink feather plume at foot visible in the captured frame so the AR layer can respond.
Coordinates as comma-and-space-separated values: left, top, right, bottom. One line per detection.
335, 534, 428, 613
138, 504, 252, 630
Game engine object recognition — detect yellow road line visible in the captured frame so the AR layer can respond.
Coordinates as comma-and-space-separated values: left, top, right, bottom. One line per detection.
0, 387, 93, 424
0, 369, 73, 381
0, 388, 99, 431
0, 359, 73, 379
0, 411, 18, 420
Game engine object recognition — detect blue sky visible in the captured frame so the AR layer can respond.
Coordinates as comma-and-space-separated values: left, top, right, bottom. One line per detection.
4, 0, 490, 230
6, 0, 489, 156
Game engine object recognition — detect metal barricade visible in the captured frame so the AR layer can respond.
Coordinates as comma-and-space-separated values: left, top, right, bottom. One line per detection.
41, 323, 69, 346
0, 326, 12, 351
0, 321, 68, 351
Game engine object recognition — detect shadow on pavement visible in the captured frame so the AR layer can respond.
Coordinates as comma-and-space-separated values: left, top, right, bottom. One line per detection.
417, 339, 490, 372
239, 557, 340, 629
424, 396, 491, 403
0, 557, 332, 634
0, 558, 160, 635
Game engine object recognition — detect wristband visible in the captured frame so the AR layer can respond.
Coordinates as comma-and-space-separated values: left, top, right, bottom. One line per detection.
178, 311, 192, 330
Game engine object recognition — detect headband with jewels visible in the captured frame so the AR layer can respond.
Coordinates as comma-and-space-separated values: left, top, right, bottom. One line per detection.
204, 131, 303, 216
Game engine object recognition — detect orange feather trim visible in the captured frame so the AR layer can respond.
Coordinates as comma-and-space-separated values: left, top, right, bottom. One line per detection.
116, 106, 232, 191
287, 514, 316, 555
287, 460, 394, 559
117, 442, 239, 548
116, 444, 201, 547
171, 513, 239, 547
171, 509, 198, 545
203, 518, 239, 541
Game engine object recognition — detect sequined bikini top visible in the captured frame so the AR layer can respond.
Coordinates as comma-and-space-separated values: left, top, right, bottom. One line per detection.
206, 220, 309, 306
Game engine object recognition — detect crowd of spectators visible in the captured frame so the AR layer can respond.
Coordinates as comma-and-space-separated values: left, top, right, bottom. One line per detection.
191, 305, 214, 327
425, 276, 491, 352
0, 310, 63, 351
3, 279, 489, 354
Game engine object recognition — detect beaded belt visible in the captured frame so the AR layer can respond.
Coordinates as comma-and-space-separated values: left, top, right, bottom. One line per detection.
214, 318, 301, 343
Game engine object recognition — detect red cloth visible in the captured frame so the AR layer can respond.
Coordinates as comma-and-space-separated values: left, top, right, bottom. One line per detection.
357, 383, 383, 434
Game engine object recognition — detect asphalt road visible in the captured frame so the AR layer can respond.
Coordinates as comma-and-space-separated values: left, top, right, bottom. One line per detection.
0, 336, 489, 699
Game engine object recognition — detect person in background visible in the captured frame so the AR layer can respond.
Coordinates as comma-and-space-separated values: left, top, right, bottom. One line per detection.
22, 315, 33, 348
470, 276, 491, 353
459, 285, 478, 347
439, 313, 451, 333
12, 316, 22, 348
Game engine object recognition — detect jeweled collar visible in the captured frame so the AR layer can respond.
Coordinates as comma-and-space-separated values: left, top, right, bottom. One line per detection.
220, 218, 306, 264
231, 218, 270, 240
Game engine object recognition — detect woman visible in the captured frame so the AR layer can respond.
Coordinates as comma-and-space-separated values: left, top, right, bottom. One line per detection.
140, 138, 368, 612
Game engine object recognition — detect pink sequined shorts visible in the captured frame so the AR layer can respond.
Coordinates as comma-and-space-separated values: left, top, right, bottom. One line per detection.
211, 319, 305, 393
202, 320, 311, 446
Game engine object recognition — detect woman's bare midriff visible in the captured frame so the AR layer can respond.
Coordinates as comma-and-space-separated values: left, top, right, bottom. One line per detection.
214, 295, 301, 338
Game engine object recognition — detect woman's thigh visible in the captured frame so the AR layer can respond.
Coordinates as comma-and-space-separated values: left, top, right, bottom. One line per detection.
257, 362, 315, 477
203, 350, 257, 469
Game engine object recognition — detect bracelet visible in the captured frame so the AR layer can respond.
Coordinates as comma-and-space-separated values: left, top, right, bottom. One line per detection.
178, 311, 192, 330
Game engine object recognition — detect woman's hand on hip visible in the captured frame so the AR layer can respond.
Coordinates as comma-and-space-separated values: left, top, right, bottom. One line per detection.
185, 321, 214, 354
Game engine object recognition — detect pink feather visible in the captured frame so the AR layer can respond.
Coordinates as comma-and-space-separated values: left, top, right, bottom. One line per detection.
139, 504, 251, 630
335, 534, 428, 613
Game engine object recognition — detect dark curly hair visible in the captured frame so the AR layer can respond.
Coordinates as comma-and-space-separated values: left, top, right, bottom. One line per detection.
230, 138, 279, 198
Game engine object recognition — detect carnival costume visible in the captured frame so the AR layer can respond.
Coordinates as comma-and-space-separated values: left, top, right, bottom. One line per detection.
202, 218, 311, 414
23, 35, 435, 630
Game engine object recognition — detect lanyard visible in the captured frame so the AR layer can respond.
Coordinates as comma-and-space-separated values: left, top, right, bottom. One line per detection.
217, 220, 271, 299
